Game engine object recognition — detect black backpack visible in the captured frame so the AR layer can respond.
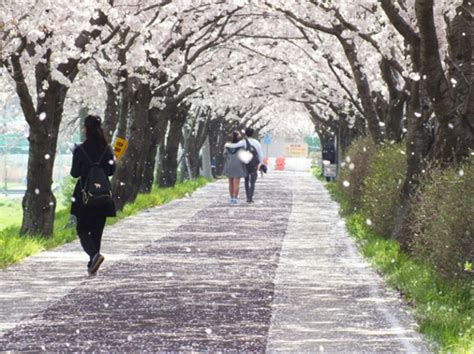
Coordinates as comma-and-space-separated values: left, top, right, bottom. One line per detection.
244, 138, 260, 172
79, 146, 113, 209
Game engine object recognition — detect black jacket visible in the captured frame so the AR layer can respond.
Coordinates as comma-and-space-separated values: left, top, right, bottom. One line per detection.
70, 140, 116, 218
322, 142, 336, 164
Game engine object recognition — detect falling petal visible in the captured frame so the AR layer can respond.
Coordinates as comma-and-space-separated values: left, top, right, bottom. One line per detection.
409, 72, 421, 81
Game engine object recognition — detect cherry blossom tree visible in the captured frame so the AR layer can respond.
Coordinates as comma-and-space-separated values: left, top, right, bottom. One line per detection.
1, 0, 471, 242
0, 1, 116, 236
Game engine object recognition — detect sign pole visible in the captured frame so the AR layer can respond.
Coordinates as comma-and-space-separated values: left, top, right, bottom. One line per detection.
263, 133, 271, 159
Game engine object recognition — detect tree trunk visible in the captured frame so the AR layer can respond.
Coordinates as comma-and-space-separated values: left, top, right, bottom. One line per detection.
20, 84, 67, 236
180, 118, 193, 182
155, 119, 169, 187
448, 1, 474, 136
391, 77, 433, 247
201, 136, 212, 179
338, 115, 361, 155
380, 0, 432, 246
385, 97, 405, 142
102, 81, 119, 143
158, 110, 186, 188
10, 11, 108, 237
338, 36, 383, 143
209, 118, 230, 176
183, 117, 210, 180
188, 148, 201, 179
112, 81, 151, 210
140, 107, 169, 193
378, 57, 407, 143
115, 79, 130, 140
416, 0, 473, 164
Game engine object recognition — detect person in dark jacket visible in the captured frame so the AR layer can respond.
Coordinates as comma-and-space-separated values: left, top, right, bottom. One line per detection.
71, 115, 116, 275
322, 137, 337, 182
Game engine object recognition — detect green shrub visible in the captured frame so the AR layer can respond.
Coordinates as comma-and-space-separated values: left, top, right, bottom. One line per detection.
346, 212, 473, 352
337, 136, 377, 213
361, 143, 407, 237
409, 157, 474, 280
60, 176, 76, 208
311, 166, 326, 182
0, 197, 22, 231
321, 137, 473, 351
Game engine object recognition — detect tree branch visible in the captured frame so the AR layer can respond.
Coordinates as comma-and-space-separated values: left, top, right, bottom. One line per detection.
326, 57, 365, 117
10, 44, 36, 125
380, 0, 420, 46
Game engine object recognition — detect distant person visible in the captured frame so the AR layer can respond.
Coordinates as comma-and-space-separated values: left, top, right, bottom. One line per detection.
222, 131, 248, 205
322, 137, 336, 182
70, 115, 116, 275
225, 127, 263, 203
211, 157, 217, 178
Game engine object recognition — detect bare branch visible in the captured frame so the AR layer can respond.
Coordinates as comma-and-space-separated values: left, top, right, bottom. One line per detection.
238, 42, 288, 65
380, 0, 420, 46
9, 43, 36, 124
269, 4, 339, 36
134, 0, 172, 16
325, 57, 364, 116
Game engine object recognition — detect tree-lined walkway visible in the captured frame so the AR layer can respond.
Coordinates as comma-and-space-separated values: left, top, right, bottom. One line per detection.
0, 172, 429, 352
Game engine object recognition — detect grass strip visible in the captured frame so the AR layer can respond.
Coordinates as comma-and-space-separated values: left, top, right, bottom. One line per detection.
313, 169, 473, 353
0, 178, 209, 269
0, 198, 23, 230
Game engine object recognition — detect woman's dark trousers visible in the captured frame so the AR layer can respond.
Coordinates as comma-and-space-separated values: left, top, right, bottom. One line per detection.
76, 214, 107, 263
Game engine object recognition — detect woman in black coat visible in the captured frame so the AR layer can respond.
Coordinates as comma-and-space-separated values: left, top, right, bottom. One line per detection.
71, 115, 116, 275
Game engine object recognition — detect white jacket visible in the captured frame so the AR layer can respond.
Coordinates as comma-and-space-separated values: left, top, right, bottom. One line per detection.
225, 137, 264, 164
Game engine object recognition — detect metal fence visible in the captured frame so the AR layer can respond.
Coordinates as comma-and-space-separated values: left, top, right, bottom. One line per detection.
0, 152, 72, 196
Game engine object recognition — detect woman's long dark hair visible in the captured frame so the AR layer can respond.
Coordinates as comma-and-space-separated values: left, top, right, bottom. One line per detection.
229, 130, 241, 143
84, 115, 107, 148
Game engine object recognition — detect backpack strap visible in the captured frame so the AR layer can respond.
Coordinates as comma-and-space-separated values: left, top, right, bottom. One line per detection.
78, 145, 93, 165
79, 145, 109, 166
96, 146, 109, 165
78, 145, 110, 191
244, 137, 250, 151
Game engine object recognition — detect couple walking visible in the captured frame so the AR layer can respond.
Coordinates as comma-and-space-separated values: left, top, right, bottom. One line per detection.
222, 128, 263, 204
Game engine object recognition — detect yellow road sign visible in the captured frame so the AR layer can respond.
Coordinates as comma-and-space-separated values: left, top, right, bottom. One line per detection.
285, 143, 308, 157
113, 137, 128, 161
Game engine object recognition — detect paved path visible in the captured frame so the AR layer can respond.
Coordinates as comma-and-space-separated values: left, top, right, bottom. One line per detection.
0, 172, 429, 352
